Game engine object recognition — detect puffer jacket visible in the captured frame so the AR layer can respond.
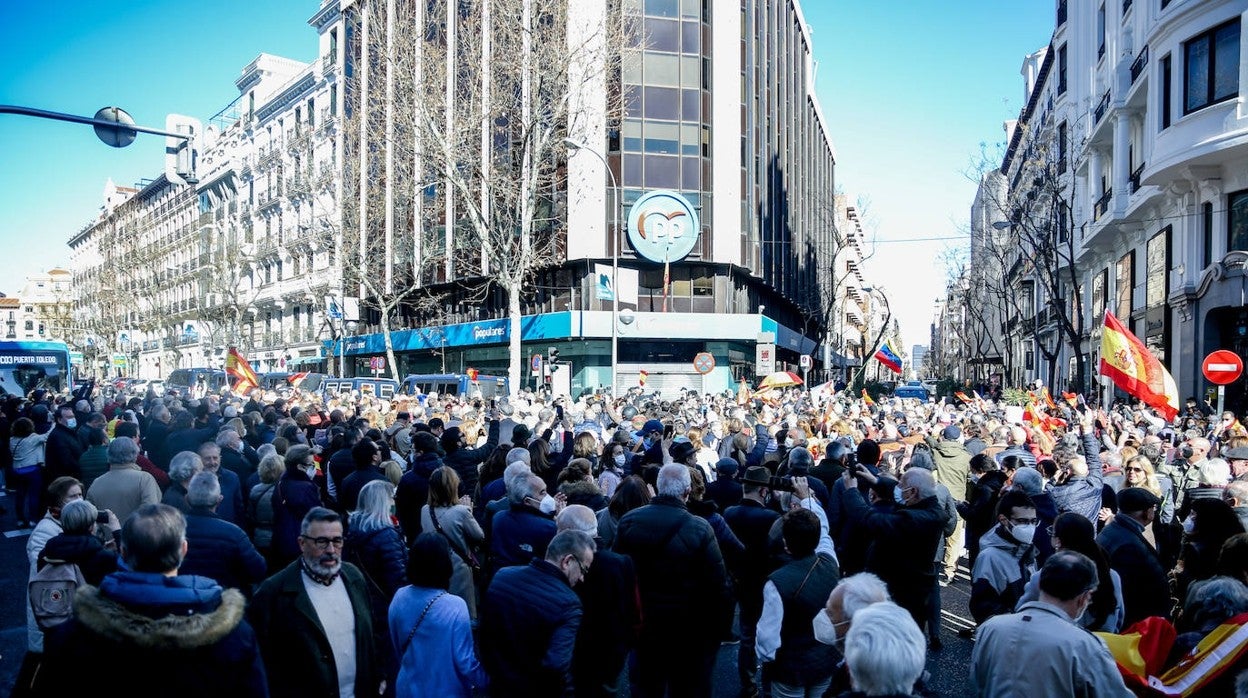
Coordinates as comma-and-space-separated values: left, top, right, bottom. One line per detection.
271, 468, 322, 563
969, 525, 1036, 623
180, 506, 268, 594
444, 418, 500, 498
926, 436, 972, 501
37, 532, 119, 586
397, 451, 444, 542
480, 559, 582, 696
247, 482, 277, 550
343, 523, 408, 601
1048, 432, 1106, 523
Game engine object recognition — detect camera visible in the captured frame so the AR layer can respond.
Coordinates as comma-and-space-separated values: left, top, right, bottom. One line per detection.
97, 511, 110, 525
768, 475, 796, 493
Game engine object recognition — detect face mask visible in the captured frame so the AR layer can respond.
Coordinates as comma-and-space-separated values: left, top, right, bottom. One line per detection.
537, 494, 557, 515
1180, 446, 1194, 460
613, 453, 626, 467
1183, 517, 1195, 534
894, 487, 907, 505
812, 610, 840, 646
1011, 523, 1037, 545
785, 437, 796, 449
65, 418, 77, 429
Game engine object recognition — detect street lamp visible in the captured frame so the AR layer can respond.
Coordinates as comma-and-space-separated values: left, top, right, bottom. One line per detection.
564, 137, 621, 394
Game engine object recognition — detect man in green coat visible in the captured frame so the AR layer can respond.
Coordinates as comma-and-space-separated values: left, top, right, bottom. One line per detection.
249, 507, 384, 698
926, 425, 971, 584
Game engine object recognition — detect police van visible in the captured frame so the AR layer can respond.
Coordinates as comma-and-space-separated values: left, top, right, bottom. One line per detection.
400, 373, 509, 400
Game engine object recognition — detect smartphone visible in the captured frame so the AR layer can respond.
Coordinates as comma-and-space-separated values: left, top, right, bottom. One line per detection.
664, 424, 674, 438
97, 512, 110, 525
490, 398, 497, 410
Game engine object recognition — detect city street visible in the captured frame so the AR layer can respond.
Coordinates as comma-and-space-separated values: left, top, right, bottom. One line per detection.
0, 488, 977, 696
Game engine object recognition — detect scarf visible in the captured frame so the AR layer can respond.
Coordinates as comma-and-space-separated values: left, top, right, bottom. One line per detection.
300, 557, 341, 586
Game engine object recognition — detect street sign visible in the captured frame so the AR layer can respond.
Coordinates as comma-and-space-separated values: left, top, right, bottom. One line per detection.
530, 354, 543, 376
799, 354, 812, 370
369, 356, 386, 371
756, 343, 775, 376
1202, 350, 1243, 385
693, 352, 716, 375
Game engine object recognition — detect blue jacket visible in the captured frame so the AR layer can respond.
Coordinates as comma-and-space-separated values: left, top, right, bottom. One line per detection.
389, 586, 487, 698
490, 504, 558, 573
271, 469, 323, 562
158, 427, 216, 470
215, 467, 247, 528
181, 506, 268, 594
481, 559, 582, 697
1048, 432, 1106, 523
41, 572, 267, 698
343, 524, 408, 601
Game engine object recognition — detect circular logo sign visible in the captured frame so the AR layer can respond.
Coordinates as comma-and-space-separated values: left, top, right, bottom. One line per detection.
626, 190, 700, 263
693, 352, 716, 375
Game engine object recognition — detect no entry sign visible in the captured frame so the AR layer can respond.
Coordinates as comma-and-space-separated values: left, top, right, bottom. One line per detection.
1202, 350, 1244, 385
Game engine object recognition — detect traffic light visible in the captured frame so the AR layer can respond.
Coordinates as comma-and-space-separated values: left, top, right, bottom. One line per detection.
548, 347, 560, 373
165, 114, 202, 185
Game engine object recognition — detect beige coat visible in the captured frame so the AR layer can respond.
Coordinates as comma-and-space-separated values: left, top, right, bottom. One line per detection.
87, 463, 161, 523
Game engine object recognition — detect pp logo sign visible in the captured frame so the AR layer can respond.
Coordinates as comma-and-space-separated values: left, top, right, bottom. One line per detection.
627, 190, 700, 263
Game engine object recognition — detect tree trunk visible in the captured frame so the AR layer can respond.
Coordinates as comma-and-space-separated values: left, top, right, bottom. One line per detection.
507, 283, 522, 399
380, 306, 400, 381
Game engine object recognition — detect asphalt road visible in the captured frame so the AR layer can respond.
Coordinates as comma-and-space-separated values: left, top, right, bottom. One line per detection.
0, 494, 979, 696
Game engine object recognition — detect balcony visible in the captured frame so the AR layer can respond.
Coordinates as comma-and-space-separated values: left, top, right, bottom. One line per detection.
1129, 162, 1147, 193
288, 326, 319, 344
261, 331, 282, 347
1129, 45, 1148, 85
1093, 89, 1111, 124
1093, 188, 1113, 221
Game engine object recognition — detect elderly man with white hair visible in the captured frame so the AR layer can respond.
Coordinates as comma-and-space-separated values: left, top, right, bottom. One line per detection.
86, 437, 161, 523
841, 602, 928, 697
614, 463, 732, 698
162, 451, 203, 514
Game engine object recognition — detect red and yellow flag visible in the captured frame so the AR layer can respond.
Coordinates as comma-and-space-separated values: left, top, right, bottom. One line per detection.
225, 347, 260, 396
861, 389, 875, 406
954, 391, 972, 404
638, 370, 648, 387
1041, 387, 1058, 410
1099, 311, 1178, 420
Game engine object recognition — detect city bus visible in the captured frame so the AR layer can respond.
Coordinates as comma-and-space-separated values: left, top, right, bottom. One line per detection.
0, 340, 74, 397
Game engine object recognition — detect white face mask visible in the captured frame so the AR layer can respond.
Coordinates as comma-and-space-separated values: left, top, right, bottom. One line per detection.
1011, 523, 1037, 545
1183, 517, 1195, 535
613, 453, 626, 467
893, 487, 907, 505
784, 437, 796, 449
537, 494, 558, 515
812, 610, 841, 646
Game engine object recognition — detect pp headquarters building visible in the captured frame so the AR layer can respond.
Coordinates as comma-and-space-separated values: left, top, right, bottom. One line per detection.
331, 0, 840, 395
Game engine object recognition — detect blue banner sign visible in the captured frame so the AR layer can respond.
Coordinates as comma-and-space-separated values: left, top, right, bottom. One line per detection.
329, 312, 573, 357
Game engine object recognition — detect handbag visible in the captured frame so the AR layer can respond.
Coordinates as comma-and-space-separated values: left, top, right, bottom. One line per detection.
429, 506, 482, 571
399, 591, 447, 656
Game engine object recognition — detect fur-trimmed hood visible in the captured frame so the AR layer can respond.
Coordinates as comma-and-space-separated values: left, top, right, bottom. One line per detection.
74, 584, 246, 650
559, 479, 603, 499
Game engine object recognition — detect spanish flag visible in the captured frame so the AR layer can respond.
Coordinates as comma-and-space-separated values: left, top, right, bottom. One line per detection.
861, 389, 875, 406
1041, 387, 1058, 410
225, 347, 260, 396
954, 391, 972, 404
638, 370, 648, 387
1099, 311, 1178, 420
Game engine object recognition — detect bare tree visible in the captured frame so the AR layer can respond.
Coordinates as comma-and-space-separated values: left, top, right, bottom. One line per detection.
341, 0, 628, 393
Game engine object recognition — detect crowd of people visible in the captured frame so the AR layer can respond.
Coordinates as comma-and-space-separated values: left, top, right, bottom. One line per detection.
5, 378, 1248, 697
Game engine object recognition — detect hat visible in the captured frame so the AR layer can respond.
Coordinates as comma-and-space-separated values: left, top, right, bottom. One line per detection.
870, 477, 898, 502
942, 425, 962, 440
908, 450, 935, 471
1225, 446, 1248, 461
716, 457, 740, 474
642, 419, 664, 435
1118, 487, 1162, 513
1010, 467, 1044, 496
741, 466, 772, 487
669, 441, 697, 463
512, 423, 532, 444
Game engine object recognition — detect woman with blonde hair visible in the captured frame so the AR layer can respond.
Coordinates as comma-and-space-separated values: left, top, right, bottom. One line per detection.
422, 466, 485, 619
1120, 453, 1175, 524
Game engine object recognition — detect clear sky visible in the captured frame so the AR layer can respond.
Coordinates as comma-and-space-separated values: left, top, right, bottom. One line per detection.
1, 0, 1054, 354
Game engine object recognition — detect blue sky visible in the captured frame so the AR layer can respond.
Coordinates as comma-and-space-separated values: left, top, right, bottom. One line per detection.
1, 0, 1054, 355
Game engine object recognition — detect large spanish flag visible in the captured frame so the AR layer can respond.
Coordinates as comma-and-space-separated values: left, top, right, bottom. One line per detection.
1099, 311, 1178, 420
225, 346, 260, 396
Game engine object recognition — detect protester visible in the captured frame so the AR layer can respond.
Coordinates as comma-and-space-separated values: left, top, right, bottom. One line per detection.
969, 489, 1038, 624
422, 466, 485, 618
179, 471, 267, 593
8, 417, 51, 527
247, 452, 284, 563
86, 437, 161, 523
343, 479, 408, 601
1097, 486, 1173, 625
724, 465, 784, 695
1016, 512, 1125, 632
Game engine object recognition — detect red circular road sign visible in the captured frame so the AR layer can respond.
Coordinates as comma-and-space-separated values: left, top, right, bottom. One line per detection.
1202, 350, 1244, 385
693, 352, 716, 375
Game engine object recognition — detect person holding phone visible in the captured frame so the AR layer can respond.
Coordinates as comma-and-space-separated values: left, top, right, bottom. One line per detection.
35, 499, 120, 586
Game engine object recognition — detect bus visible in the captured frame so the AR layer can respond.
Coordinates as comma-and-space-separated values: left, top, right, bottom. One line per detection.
400, 373, 509, 400
0, 340, 74, 397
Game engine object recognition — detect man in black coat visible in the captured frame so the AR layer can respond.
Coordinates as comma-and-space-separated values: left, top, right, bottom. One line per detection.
723, 466, 782, 696
706, 458, 744, 512
180, 471, 267, 593
160, 411, 216, 471
217, 429, 257, 490
339, 439, 386, 513
1097, 487, 1172, 626
556, 506, 640, 698
840, 463, 947, 628
45, 404, 85, 481
614, 463, 732, 698
442, 411, 500, 498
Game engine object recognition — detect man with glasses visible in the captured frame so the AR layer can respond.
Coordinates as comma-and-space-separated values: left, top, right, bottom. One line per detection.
971, 550, 1131, 696
250, 507, 384, 698
969, 490, 1039, 624
480, 529, 594, 697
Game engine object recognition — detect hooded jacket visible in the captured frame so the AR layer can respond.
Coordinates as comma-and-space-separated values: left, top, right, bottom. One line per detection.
40, 572, 267, 697
926, 436, 972, 501
969, 525, 1036, 623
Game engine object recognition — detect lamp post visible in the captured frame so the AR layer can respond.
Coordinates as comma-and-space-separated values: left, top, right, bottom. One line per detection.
564, 137, 621, 395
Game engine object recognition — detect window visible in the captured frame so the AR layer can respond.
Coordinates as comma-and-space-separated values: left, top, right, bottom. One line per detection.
1204, 201, 1215, 267
1116, 251, 1134, 319
1184, 20, 1241, 114
1160, 53, 1172, 129
1097, 4, 1106, 60
307, 99, 315, 127
1057, 121, 1068, 171
1057, 44, 1068, 95
330, 28, 338, 61
330, 85, 338, 116
1092, 269, 1107, 320
1230, 190, 1248, 253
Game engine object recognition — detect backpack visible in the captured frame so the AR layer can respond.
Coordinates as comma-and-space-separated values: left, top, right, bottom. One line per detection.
29, 558, 87, 630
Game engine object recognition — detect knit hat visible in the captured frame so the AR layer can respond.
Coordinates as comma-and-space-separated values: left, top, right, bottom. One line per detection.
942, 425, 962, 440
716, 457, 739, 475
1010, 467, 1043, 496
